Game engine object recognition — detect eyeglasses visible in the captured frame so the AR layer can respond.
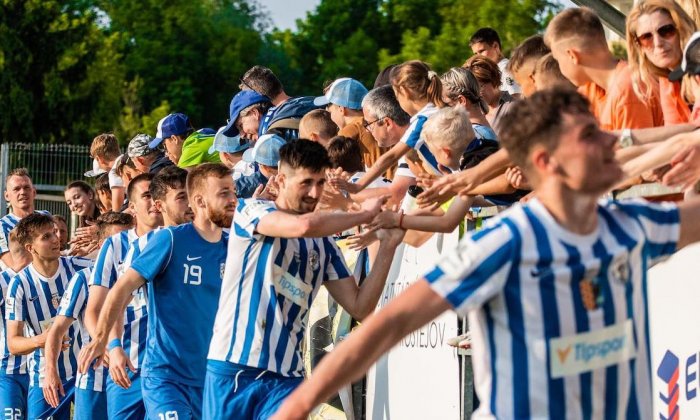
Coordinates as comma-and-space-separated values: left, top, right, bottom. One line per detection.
363, 117, 383, 131
636, 23, 677, 49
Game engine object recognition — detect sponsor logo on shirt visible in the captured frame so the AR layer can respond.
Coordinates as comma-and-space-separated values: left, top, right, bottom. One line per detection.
273, 271, 312, 308
550, 319, 636, 378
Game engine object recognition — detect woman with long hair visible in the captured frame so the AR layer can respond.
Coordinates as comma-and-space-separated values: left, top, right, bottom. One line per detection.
440, 67, 498, 140
627, 0, 696, 124
464, 55, 516, 133
64, 181, 101, 228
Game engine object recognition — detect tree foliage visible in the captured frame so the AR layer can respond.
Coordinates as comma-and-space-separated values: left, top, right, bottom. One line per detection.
0, 0, 559, 145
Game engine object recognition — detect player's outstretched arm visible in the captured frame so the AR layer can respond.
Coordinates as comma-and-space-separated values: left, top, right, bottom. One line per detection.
256, 196, 387, 239
271, 280, 451, 420
78, 268, 144, 374
44, 316, 73, 407
325, 228, 404, 320
6, 320, 47, 355
334, 142, 411, 193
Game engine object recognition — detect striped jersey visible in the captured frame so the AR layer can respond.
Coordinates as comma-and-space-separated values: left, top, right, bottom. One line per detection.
57, 267, 106, 391
400, 103, 441, 175
90, 228, 152, 369
424, 198, 679, 419
130, 223, 227, 386
1, 268, 26, 375
0, 210, 51, 254
207, 199, 351, 377
5, 257, 93, 386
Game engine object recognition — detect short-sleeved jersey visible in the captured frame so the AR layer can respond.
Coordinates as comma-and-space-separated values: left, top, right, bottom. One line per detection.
0, 268, 26, 375
424, 198, 679, 418
91, 228, 153, 370
5, 257, 93, 386
207, 199, 351, 377
130, 223, 227, 387
0, 210, 51, 254
399, 103, 442, 175
57, 267, 106, 391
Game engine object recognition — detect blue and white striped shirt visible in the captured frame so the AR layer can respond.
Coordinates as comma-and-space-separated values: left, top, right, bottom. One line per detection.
57, 267, 106, 391
0, 211, 51, 254
90, 228, 152, 370
208, 199, 351, 377
0, 268, 26, 375
424, 198, 679, 419
400, 103, 441, 175
5, 257, 93, 386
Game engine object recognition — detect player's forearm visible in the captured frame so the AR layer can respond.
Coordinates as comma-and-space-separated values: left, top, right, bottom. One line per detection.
93, 275, 141, 344
299, 210, 374, 238
8, 334, 43, 355
459, 148, 511, 194
108, 309, 126, 341
356, 145, 407, 190
351, 241, 400, 320
44, 318, 71, 371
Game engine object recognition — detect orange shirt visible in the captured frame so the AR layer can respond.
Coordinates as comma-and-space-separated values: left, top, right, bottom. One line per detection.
659, 76, 691, 125
579, 61, 664, 130
338, 119, 395, 178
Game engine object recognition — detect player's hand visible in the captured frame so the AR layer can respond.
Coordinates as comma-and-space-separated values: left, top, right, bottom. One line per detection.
108, 346, 135, 389
417, 174, 459, 208
416, 172, 438, 190
375, 226, 406, 247
664, 144, 700, 190
78, 339, 106, 374
43, 367, 65, 408
359, 195, 389, 220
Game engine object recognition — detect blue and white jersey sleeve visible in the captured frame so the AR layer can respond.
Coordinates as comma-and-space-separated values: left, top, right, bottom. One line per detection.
401, 115, 428, 149
57, 269, 90, 320
89, 237, 118, 288
322, 238, 351, 282
130, 229, 173, 283
0, 214, 19, 254
5, 276, 25, 322
423, 223, 514, 316
234, 199, 277, 237
609, 199, 680, 263
66, 256, 94, 271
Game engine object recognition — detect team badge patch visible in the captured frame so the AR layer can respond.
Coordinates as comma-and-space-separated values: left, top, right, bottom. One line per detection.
309, 250, 320, 271
220, 263, 225, 279
51, 293, 61, 309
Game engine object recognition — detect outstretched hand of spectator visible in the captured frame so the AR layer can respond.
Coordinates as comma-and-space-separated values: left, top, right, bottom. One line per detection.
328, 168, 360, 194
346, 229, 378, 251
505, 166, 531, 190
663, 144, 700, 191
253, 175, 279, 201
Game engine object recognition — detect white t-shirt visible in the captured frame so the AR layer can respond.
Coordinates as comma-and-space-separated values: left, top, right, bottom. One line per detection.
498, 58, 521, 95
109, 155, 124, 189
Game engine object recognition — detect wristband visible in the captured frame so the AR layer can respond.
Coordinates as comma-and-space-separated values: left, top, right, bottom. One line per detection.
398, 210, 406, 230
107, 338, 122, 352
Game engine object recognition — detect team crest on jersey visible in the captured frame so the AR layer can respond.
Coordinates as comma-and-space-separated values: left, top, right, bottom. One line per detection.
51, 293, 61, 309
309, 250, 320, 271
220, 263, 225, 279
610, 255, 630, 283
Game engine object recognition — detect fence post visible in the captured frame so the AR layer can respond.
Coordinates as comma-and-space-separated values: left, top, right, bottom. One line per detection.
0, 144, 9, 217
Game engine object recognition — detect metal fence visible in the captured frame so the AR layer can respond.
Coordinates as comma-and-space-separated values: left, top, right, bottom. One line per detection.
0, 142, 91, 225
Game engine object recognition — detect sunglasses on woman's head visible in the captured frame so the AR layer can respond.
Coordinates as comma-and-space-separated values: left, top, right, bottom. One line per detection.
636, 23, 677, 49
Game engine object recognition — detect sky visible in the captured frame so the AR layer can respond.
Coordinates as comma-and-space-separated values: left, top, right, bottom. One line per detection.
261, 0, 320, 31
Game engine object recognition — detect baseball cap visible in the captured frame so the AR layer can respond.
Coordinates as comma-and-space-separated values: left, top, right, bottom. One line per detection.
209, 126, 250, 154
127, 134, 154, 158
221, 91, 270, 137
669, 32, 700, 81
313, 78, 368, 110
84, 158, 107, 177
242, 134, 285, 167
149, 113, 192, 149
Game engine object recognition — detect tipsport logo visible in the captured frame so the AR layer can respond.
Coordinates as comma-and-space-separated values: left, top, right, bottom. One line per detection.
657, 350, 680, 420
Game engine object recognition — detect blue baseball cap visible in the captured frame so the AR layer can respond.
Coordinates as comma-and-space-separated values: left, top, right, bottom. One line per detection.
221, 90, 270, 137
209, 126, 251, 154
242, 134, 285, 167
313, 78, 368, 110
149, 113, 192, 148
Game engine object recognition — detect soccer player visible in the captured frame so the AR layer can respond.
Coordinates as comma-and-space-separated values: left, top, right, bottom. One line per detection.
0, 229, 32, 419
4, 213, 92, 420
272, 88, 700, 419
203, 139, 404, 419
43, 212, 134, 419
0, 168, 48, 269
85, 173, 163, 419
79, 163, 235, 419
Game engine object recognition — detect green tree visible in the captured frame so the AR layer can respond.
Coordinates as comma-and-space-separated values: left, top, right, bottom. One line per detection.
0, 0, 124, 144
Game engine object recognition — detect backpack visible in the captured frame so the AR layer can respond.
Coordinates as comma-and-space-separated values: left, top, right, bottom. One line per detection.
263, 96, 323, 141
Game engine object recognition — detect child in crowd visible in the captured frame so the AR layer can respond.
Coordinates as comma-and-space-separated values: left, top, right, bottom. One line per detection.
532, 53, 575, 91
298, 109, 339, 148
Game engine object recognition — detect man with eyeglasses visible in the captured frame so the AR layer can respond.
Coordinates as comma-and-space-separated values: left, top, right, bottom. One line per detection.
545, 7, 663, 131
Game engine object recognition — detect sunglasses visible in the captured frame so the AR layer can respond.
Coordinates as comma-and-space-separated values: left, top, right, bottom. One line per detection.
636, 23, 677, 49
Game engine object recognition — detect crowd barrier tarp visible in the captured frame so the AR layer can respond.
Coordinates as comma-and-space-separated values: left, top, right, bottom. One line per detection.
649, 242, 700, 419
365, 230, 461, 420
